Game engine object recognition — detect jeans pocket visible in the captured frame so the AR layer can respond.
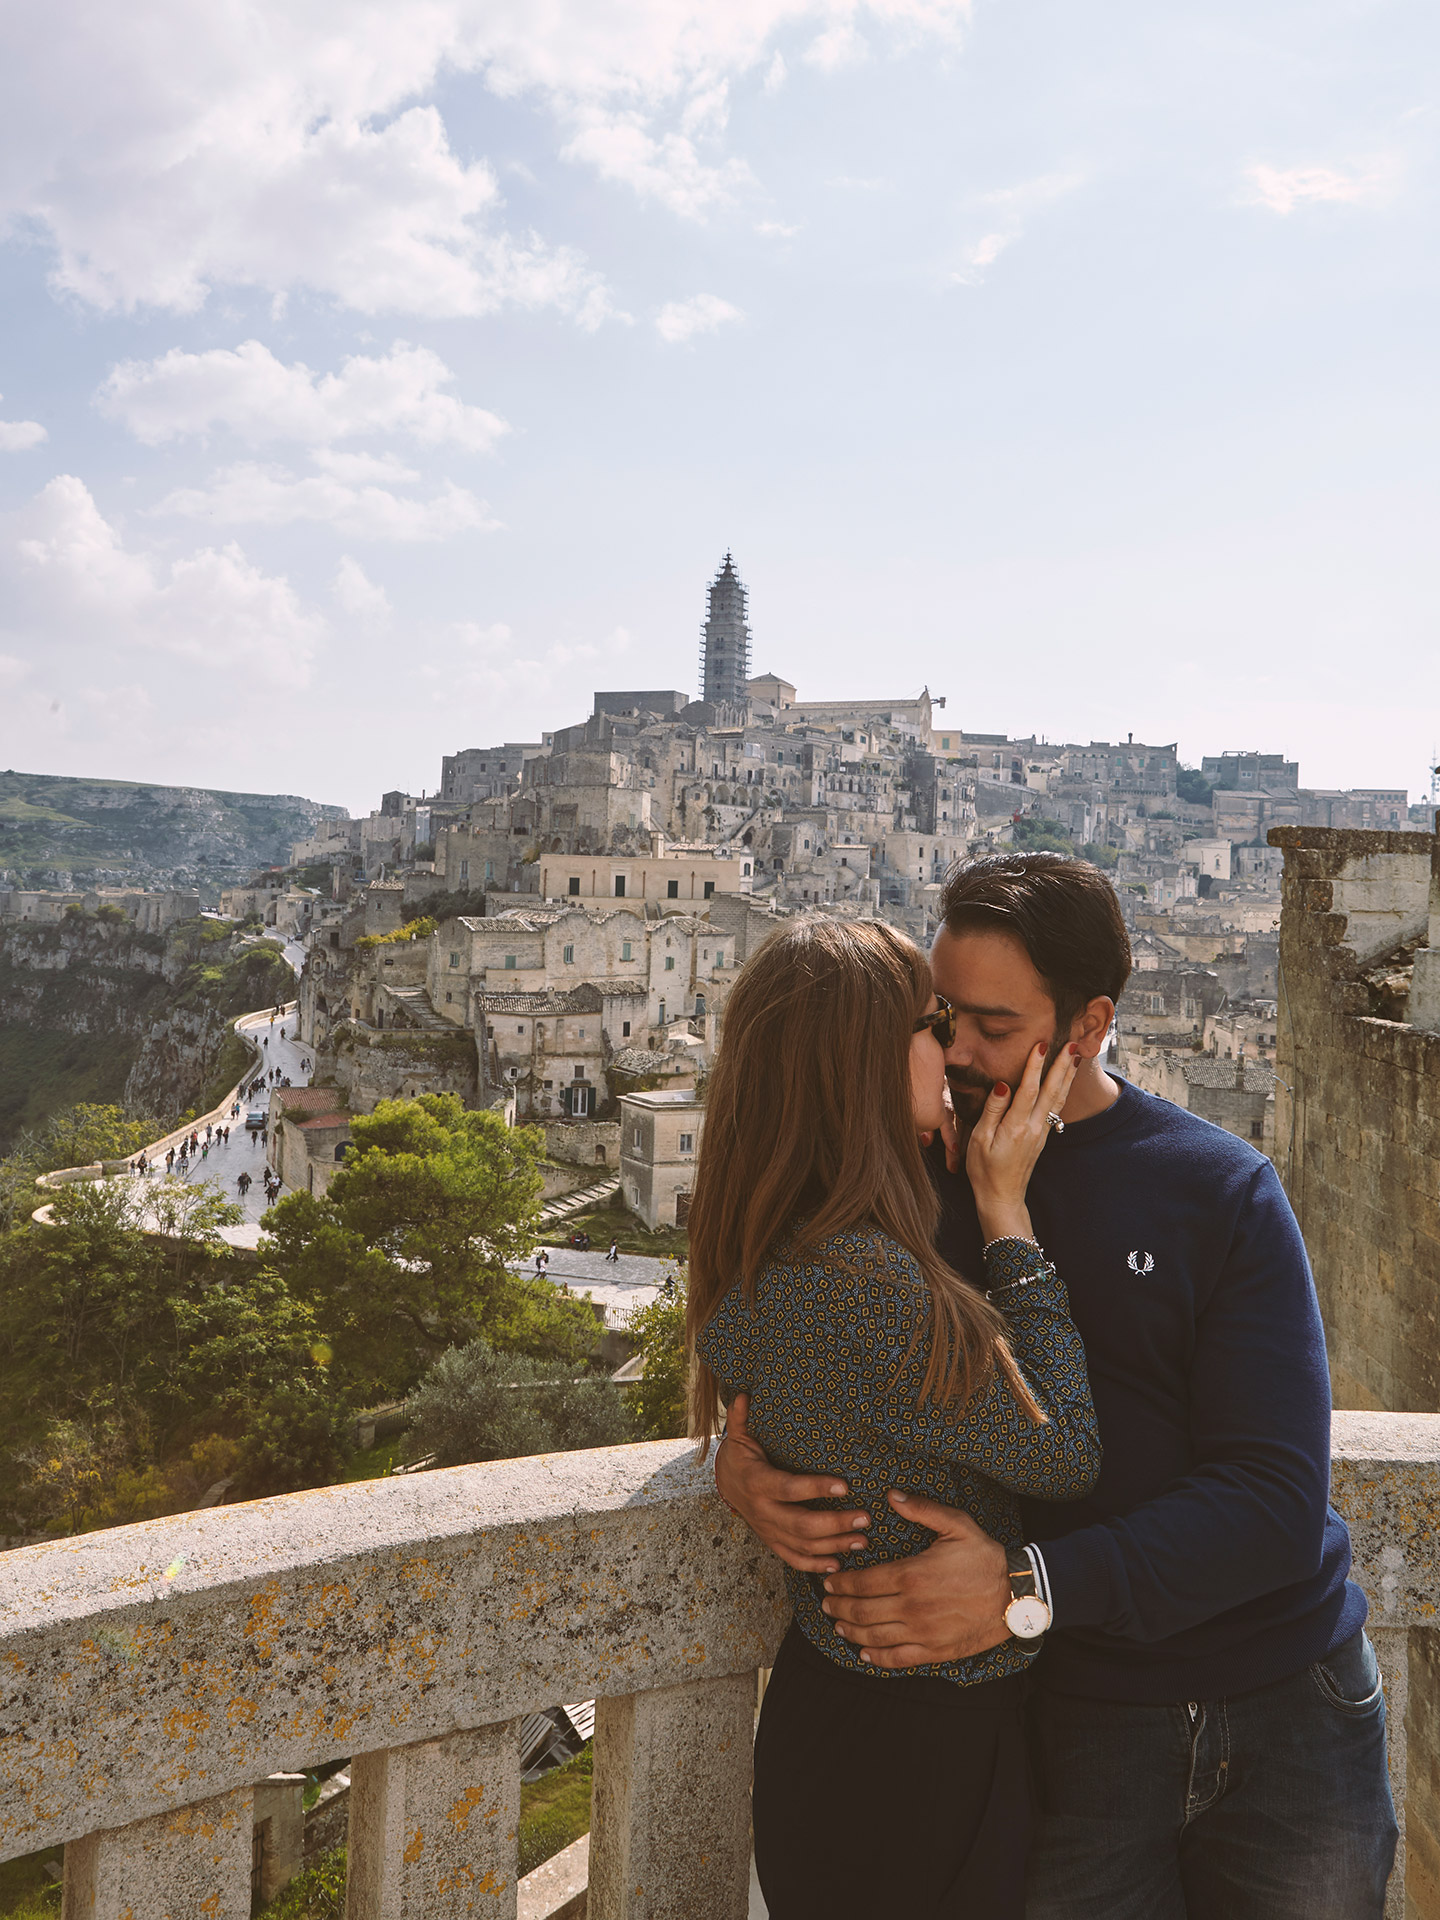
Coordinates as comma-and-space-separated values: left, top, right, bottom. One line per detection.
1309, 1630, 1385, 1717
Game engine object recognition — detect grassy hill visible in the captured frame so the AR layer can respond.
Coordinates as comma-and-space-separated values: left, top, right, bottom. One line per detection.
0, 769, 348, 893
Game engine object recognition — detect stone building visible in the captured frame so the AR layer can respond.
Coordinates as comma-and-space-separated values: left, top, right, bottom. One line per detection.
620, 1089, 704, 1228
267, 1086, 352, 1196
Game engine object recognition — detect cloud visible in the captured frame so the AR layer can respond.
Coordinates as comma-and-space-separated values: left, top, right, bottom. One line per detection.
98, 341, 509, 452
332, 555, 392, 631
804, 24, 869, 71
764, 52, 788, 92
953, 231, 1011, 282
1, 475, 321, 687
952, 169, 1084, 283
655, 294, 744, 343
1243, 159, 1398, 215
561, 115, 753, 219
756, 219, 800, 237
0, 3, 970, 314
155, 457, 498, 541
0, 403, 47, 452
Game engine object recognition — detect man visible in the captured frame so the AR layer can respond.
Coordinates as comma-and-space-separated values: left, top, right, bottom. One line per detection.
718, 852, 1396, 1918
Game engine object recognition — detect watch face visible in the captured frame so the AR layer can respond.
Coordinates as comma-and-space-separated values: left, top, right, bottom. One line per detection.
1006, 1596, 1050, 1641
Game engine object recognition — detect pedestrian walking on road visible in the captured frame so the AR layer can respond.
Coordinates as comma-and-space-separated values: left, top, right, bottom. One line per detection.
264, 1036, 270, 1049
606, 1239, 619, 1264
237, 1172, 251, 1197
166, 1147, 175, 1173
535, 1249, 550, 1275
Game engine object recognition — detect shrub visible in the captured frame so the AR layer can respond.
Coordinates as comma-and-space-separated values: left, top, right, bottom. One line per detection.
403, 1338, 631, 1468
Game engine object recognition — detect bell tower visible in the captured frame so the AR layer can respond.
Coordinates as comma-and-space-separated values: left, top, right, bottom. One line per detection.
698, 552, 752, 707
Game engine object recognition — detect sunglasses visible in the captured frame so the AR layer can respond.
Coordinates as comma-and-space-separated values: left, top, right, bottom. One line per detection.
914, 992, 958, 1050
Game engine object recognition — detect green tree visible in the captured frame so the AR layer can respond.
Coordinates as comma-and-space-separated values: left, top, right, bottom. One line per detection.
262, 1095, 593, 1397
0, 1103, 164, 1229
1177, 766, 1215, 806
1010, 816, 1077, 857
625, 1274, 689, 1441
0, 1179, 346, 1529
403, 1337, 631, 1468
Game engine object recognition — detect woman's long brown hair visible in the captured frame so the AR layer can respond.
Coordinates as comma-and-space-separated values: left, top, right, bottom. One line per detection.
687, 916, 1040, 1447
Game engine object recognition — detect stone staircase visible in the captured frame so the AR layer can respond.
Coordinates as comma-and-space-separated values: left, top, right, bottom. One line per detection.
538, 1176, 620, 1227
385, 985, 452, 1031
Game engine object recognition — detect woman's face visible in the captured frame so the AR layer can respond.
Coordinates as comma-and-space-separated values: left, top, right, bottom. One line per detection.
909, 990, 950, 1133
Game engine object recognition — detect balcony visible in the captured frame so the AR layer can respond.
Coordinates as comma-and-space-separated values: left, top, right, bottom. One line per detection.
1, 1413, 1435, 1919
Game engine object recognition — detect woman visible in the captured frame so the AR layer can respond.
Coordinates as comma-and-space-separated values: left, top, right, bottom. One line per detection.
688, 918, 1100, 1919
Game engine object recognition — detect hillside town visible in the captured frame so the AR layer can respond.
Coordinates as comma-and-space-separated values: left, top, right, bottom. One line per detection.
176, 554, 1428, 1211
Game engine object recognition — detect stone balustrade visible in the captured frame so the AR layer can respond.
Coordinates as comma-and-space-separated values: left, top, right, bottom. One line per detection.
1, 1413, 1436, 1919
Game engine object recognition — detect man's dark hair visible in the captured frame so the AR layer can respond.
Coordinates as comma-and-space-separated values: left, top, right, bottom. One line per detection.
939, 851, 1132, 1029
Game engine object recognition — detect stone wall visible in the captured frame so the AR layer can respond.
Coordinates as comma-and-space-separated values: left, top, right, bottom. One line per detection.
1272, 826, 1440, 1913
1271, 828, 1438, 1411
324, 1025, 478, 1114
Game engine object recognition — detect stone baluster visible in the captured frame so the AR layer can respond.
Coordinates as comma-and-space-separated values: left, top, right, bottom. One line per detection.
589, 1670, 757, 1920
61, 1786, 253, 1920
346, 1718, 523, 1919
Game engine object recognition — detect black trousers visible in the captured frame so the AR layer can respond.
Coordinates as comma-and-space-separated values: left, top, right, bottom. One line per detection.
753, 1623, 1031, 1920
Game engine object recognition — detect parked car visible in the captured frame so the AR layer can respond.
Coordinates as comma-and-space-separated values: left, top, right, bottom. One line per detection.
245, 1109, 267, 1132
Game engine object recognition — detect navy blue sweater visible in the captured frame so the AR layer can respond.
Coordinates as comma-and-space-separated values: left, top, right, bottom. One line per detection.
935, 1077, 1365, 1703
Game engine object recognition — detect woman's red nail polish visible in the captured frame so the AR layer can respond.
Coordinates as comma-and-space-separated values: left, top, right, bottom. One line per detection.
1069, 1043, 1080, 1057
993, 1082, 1009, 1097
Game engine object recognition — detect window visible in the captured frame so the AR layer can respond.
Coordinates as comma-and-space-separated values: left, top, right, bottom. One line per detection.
449, 951, 460, 968
459, 860, 469, 885
517, 1024, 525, 1034
665, 955, 675, 971
658, 1001, 666, 1024
704, 880, 715, 899
568, 877, 580, 896
571, 1084, 591, 1117
544, 1080, 553, 1089
714, 951, 724, 967
614, 876, 626, 897
574, 1064, 585, 1079
667, 879, 680, 898
578, 1027, 586, 1039
622, 1020, 631, 1037
445, 991, 452, 1003
742, 863, 751, 877
1250, 1120, 1263, 1140
621, 939, 633, 962
504, 954, 517, 969
1146, 993, 1165, 1014
678, 1133, 694, 1154
563, 943, 574, 964
632, 1126, 642, 1148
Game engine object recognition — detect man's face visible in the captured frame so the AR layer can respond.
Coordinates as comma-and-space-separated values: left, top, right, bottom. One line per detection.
930, 924, 1067, 1124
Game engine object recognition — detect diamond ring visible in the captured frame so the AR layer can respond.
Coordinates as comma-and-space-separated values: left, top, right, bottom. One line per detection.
1046, 1112, 1065, 1134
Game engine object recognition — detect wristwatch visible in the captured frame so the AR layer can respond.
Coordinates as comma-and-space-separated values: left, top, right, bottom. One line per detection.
1004, 1546, 1052, 1641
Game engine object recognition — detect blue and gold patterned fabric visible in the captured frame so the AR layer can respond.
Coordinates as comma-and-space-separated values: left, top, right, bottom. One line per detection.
698, 1227, 1100, 1685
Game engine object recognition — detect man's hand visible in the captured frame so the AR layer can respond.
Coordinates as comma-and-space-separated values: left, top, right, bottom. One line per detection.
715, 1394, 871, 1574
819, 1490, 1011, 1668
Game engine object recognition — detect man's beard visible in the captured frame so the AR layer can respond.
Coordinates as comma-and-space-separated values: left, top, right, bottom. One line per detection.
945, 1027, 1071, 1123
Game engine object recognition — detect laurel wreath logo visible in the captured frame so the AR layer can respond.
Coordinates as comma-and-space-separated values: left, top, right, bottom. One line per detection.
1127, 1250, 1156, 1275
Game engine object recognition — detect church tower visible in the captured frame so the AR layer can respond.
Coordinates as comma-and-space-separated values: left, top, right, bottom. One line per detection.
699, 552, 752, 707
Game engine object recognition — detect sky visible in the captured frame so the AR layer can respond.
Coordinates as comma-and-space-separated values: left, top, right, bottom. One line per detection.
0, 0, 1436, 816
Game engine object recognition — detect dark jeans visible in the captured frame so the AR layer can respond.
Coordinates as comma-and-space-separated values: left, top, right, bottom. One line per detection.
1025, 1630, 1398, 1919
754, 1622, 1031, 1919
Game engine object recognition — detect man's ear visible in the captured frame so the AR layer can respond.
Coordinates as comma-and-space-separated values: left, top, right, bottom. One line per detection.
1070, 996, 1115, 1059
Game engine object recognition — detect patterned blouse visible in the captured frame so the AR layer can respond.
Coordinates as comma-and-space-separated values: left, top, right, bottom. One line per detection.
698, 1227, 1100, 1686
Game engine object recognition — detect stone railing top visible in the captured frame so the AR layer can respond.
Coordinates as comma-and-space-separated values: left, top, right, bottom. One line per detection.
0, 1438, 787, 1863
4, 1415, 1440, 1866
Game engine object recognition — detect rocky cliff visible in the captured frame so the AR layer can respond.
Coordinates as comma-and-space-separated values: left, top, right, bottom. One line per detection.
0, 770, 348, 896
0, 917, 295, 1150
